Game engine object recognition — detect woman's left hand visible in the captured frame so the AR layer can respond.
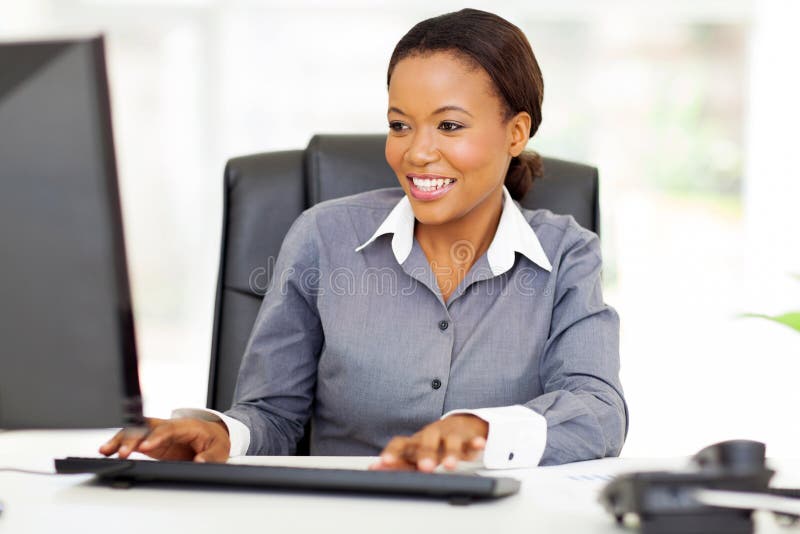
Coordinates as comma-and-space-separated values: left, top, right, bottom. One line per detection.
369, 414, 488, 472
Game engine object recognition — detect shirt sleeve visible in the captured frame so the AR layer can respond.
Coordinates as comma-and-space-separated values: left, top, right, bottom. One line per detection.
527, 226, 629, 466
222, 210, 323, 456
442, 405, 546, 469
171, 408, 251, 457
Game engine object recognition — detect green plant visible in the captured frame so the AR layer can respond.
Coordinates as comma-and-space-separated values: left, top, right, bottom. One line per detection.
742, 275, 800, 333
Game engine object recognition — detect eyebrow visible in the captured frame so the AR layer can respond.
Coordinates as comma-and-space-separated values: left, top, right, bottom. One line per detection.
388, 105, 473, 118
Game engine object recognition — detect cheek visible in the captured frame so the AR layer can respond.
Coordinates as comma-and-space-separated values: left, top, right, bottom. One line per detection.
446, 131, 506, 178
385, 139, 405, 176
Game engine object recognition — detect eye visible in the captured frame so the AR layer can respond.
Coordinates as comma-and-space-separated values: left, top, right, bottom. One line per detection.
438, 121, 463, 132
388, 121, 409, 133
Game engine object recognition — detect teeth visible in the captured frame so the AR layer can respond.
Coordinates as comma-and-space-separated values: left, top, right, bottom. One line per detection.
411, 177, 454, 192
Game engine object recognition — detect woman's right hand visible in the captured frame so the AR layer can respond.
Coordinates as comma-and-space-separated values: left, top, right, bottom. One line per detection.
98, 417, 231, 463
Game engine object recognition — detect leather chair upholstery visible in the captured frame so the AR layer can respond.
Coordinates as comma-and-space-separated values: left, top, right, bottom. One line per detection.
206, 134, 600, 453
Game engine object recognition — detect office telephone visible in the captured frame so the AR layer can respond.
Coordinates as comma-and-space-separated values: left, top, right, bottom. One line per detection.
599, 440, 799, 534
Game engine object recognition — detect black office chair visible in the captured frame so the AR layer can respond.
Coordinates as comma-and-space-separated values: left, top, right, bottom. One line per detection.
206, 133, 600, 455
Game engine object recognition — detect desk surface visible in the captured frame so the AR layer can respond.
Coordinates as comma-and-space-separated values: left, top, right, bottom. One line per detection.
2, 429, 799, 534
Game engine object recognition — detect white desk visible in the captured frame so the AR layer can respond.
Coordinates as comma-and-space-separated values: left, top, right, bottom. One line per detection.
1, 430, 798, 534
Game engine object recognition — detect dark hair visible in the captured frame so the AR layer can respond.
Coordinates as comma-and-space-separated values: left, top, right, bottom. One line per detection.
387, 8, 544, 201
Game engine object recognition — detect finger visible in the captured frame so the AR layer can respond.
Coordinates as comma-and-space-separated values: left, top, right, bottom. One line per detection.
369, 455, 418, 471
99, 430, 126, 456
379, 436, 411, 468
464, 436, 487, 461
140, 434, 198, 462
162, 420, 216, 460
138, 431, 183, 461
468, 436, 487, 450
442, 433, 466, 471
139, 419, 229, 462
194, 433, 230, 463
99, 416, 162, 456
138, 421, 179, 452
370, 460, 417, 471
413, 428, 442, 473
116, 427, 150, 459
169, 419, 231, 460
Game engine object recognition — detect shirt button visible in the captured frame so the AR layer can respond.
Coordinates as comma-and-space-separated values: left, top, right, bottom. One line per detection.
431, 378, 442, 390
438, 320, 449, 331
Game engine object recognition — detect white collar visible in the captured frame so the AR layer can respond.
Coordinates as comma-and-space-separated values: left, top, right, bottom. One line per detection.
355, 186, 552, 275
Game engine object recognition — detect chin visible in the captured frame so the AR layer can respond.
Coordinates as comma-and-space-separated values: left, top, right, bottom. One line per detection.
408, 200, 461, 227
399, 182, 470, 227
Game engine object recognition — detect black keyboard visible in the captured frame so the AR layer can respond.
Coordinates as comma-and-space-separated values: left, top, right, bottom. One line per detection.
55, 457, 520, 503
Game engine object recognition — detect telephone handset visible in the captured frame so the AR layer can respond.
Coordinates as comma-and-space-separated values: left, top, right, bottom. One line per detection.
600, 440, 776, 534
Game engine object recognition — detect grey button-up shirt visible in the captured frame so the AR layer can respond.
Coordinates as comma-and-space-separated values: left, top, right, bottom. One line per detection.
225, 186, 628, 465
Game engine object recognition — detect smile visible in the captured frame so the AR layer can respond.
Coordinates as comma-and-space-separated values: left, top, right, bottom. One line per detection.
406, 174, 457, 200
411, 176, 454, 191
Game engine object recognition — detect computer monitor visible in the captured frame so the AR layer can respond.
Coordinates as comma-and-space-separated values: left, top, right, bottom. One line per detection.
0, 36, 144, 429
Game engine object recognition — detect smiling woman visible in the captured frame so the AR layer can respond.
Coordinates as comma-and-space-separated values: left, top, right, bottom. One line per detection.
386, 8, 545, 203
101, 8, 628, 472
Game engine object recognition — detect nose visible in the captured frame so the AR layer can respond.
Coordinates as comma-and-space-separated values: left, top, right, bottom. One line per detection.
404, 128, 440, 167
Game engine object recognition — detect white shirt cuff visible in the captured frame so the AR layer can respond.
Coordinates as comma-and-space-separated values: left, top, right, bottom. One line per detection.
171, 408, 251, 457
442, 405, 547, 469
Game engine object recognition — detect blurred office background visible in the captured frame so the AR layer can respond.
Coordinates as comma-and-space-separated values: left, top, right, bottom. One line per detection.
2, 0, 798, 457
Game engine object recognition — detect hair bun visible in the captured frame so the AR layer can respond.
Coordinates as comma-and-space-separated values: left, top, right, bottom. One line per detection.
505, 150, 544, 201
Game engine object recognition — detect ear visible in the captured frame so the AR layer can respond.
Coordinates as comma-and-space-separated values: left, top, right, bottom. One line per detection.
507, 111, 532, 157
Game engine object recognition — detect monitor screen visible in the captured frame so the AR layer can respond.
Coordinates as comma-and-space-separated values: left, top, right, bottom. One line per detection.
0, 36, 143, 429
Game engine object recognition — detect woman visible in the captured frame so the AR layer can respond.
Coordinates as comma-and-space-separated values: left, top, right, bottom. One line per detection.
101, 8, 627, 471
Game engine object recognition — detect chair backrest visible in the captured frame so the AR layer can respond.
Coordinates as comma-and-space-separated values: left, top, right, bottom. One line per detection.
206, 133, 600, 435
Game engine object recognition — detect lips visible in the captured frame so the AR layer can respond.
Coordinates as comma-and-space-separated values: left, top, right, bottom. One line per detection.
406, 173, 457, 201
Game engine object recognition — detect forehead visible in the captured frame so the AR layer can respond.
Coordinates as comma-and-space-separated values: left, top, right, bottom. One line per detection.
388, 52, 500, 113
